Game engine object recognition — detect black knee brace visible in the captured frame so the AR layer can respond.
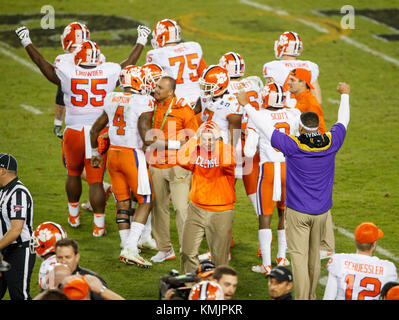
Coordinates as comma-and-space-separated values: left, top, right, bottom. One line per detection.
116, 209, 131, 225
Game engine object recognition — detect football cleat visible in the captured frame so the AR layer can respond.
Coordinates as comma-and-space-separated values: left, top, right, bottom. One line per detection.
68, 213, 80, 228
198, 250, 231, 262
120, 248, 152, 268
150, 248, 176, 263
81, 201, 93, 212
251, 264, 272, 275
320, 250, 334, 260
276, 257, 290, 266
30, 222, 67, 257
138, 235, 157, 250
93, 224, 106, 237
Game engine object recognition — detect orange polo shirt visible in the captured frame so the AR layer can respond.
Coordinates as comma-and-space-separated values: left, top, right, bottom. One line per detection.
149, 94, 199, 169
294, 89, 327, 134
177, 138, 236, 211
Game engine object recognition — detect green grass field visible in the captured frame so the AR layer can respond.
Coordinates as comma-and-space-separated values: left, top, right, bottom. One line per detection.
0, 0, 398, 301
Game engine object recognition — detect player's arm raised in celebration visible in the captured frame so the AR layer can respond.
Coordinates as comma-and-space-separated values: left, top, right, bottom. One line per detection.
120, 25, 151, 69
90, 111, 109, 168
15, 26, 60, 85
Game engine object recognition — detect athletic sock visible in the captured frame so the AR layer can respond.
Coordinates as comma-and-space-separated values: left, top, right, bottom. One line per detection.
277, 229, 287, 258
141, 212, 152, 239
248, 193, 257, 214
93, 212, 105, 228
126, 222, 145, 249
259, 228, 272, 267
68, 202, 80, 217
119, 229, 130, 248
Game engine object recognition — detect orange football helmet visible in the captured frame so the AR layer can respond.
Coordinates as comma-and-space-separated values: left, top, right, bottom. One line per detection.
73, 40, 101, 67
151, 19, 181, 49
61, 21, 90, 52
30, 222, 67, 258
199, 65, 230, 98
261, 82, 285, 108
141, 63, 165, 94
119, 65, 145, 93
274, 31, 302, 59
219, 52, 245, 78
189, 281, 225, 300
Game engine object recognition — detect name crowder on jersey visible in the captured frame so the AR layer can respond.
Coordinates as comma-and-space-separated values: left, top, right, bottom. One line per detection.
343, 260, 385, 276
74, 69, 104, 77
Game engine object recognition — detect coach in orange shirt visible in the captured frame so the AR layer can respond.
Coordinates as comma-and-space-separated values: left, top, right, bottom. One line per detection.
146, 76, 199, 263
288, 68, 327, 134
177, 121, 236, 273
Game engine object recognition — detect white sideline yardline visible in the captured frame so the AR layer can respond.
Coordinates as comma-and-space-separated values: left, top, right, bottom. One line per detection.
327, 98, 340, 104
0, 43, 40, 74
19, 104, 43, 115
240, 0, 399, 67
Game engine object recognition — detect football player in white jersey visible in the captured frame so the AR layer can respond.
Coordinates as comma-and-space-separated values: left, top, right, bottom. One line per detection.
15, 27, 123, 236
90, 65, 155, 268
324, 222, 398, 300
52, 22, 151, 213
262, 31, 322, 108
238, 82, 301, 275
198, 65, 242, 147
146, 19, 207, 106
29, 222, 67, 289
219, 52, 263, 209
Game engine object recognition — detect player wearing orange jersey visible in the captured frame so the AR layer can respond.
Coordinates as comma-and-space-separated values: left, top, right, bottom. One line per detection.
145, 76, 198, 263
178, 121, 236, 273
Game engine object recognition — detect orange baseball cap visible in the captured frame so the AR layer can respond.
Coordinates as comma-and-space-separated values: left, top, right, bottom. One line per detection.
354, 222, 384, 243
62, 278, 90, 300
386, 285, 399, 300
290, 68, 314, 89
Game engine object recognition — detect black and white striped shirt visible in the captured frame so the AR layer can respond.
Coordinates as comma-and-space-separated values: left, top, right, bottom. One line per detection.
0, 177, 33, 245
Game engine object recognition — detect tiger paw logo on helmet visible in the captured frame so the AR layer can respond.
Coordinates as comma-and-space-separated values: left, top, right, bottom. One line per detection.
216, 71, 228, 85
274, 31, 303, 59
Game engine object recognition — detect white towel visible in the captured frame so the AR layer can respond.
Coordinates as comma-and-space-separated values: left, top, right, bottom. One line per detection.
84, 125, 92, 159
136, 149, 152, 195
272, 162, 281, 202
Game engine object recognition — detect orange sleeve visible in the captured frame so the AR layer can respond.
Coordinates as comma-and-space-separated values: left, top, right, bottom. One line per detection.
197, 57, 207, 78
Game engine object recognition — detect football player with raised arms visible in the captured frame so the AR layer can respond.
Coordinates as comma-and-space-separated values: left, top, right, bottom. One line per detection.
15, 27, 125, 237
146, 19, 207, 106
262, 31, 322, 107
90, 65, 155, 268
52, 22, 151, 214
29, 222, 68, 289
323, 222, 398, 300
238, 82, 301, 275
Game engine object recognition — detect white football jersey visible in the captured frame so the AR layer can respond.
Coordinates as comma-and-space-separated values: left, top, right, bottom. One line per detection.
146, 41, 205, 105
325, 253, 398, 300
262, 59, 319, 108
246, 107, 300, 163
55, 61, 121, 130
200, 93, 242, 144
103, 92, 155, 149
38, 254, 58, 290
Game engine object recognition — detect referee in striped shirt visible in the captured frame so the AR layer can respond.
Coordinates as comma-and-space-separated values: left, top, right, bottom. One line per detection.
0, 154, 36, 300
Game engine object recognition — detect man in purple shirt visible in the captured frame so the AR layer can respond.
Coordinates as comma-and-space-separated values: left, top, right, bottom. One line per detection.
238, 82, 350, 300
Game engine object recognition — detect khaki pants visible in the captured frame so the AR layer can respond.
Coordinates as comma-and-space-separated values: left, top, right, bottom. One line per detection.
180, 202, 234, 274
320, 210, 335, 252
149, 165, 191, 252
285, 207, 328, 300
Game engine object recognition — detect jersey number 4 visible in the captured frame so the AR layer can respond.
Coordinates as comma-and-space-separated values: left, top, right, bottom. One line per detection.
169, 54, 199, 84
71, 78, 108, 107
345, 274, 381, 300
113, 106, 126, 135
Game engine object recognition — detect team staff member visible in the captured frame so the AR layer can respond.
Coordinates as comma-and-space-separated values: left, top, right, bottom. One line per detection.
177, 121, 236, 273
0, 154, 36, 300
240, 82, 350, 300
267, 266, 294, 300
146, 76, 198, 263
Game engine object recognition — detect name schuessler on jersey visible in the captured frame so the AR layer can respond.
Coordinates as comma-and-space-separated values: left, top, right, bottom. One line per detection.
155, 303, 244, 317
